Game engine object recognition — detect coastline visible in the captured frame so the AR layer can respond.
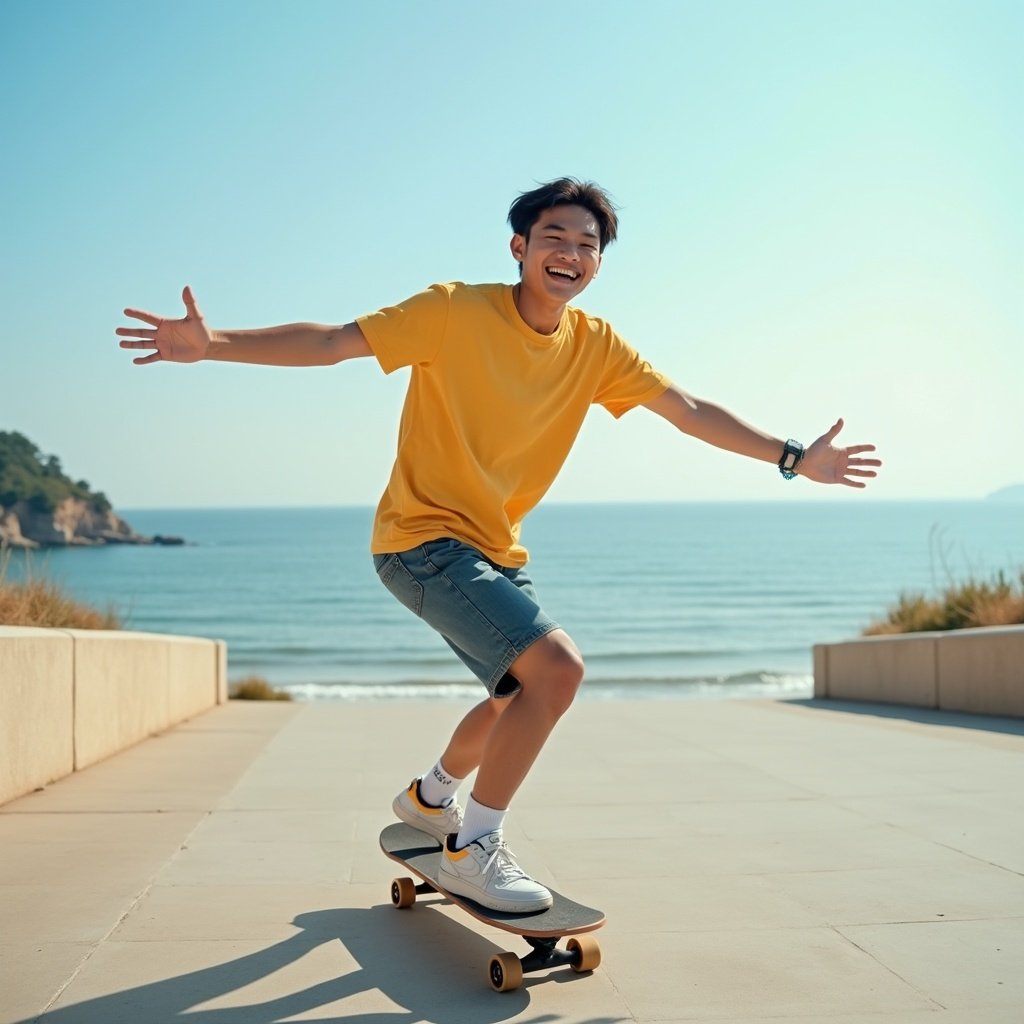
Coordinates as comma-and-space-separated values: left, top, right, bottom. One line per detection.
271, 671, 815, 703
7, 502, 1023, 704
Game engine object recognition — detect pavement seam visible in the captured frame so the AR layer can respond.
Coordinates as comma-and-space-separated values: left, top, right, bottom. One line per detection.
27, 886, 160, 1022
840, 813, 1024, 879
26, 808, 216, 1022
830, 924, 946, 1012
925, 840, 1024, 878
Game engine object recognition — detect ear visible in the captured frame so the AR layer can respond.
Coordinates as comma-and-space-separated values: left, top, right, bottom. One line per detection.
593, 250, 603, 279
510, 234, 526, 265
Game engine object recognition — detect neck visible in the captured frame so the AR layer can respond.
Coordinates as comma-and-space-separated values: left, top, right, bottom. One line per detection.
512, 283, 564, 335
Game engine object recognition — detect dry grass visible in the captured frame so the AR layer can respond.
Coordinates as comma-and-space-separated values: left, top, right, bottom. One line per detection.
0, 551, 121, 629
229, 675, 293, 701
864, 567, 1024, 635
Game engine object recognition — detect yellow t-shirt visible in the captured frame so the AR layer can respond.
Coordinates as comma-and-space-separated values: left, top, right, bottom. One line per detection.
357, 282, 670, 566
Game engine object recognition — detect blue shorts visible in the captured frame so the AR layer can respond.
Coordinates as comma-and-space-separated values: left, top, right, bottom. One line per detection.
372, 537, 561, 698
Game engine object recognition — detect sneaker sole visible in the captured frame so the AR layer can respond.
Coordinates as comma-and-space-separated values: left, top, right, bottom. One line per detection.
438, 865, 554, 914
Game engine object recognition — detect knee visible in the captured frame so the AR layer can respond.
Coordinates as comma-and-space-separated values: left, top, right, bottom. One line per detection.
520, 640, 584, 718
548, 649, 584, 716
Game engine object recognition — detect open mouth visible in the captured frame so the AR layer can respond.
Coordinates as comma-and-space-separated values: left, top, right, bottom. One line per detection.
546, 266, 580, 282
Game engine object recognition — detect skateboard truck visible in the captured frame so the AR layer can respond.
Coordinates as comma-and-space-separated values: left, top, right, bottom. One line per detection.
391, 874, 602, 992
487, 934, 602, 992
382, 823, 605, 993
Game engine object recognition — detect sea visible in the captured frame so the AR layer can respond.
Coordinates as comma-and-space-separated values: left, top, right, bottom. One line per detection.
5, 502, 1022, 702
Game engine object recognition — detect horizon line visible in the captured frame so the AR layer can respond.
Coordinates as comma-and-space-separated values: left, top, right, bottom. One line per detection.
119, 495, 1019, 513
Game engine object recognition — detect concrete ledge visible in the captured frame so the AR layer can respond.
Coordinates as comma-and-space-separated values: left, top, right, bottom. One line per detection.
939, 626, 1024, 717
815, 625, 1024, 717
0, 627, 75, 804
816, 632, 940, 707
72, 630, 172, 770
215, 640, 228, 705
0, 627, 226, 803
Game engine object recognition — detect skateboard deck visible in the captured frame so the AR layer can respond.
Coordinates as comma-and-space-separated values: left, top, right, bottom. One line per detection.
380, 822, 605, 991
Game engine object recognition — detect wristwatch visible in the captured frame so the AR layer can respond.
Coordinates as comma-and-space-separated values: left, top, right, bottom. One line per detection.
778, 439, 804, 480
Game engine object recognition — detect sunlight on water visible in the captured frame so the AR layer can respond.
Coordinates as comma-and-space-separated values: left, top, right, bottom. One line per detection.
6, 501, 1021, 700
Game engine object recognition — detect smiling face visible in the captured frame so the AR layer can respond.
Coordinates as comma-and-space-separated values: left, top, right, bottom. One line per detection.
510, 203, 603, 307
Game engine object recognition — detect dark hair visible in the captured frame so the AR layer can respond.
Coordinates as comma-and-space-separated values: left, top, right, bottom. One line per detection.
508, 177, 619, 252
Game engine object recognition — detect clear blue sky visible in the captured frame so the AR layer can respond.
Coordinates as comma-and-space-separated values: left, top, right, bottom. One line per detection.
2, 0, 1020, 508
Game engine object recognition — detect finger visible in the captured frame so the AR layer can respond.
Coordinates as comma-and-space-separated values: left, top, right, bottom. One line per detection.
116, 327, 156, 339
840, 478, 867, 489
133, 351, 162, 366
182, 285, 202, 319
123, 307, 162, 327
823, 417, 844, 443
846, 469, 878, 477
849, 458, 882, 468
120, 339, 156, 350
844, 444, 877, 455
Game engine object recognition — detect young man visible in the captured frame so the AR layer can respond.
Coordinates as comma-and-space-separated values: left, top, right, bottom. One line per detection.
118, 178, 880, 913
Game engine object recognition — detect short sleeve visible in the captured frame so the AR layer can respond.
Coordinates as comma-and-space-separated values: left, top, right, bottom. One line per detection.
356, 283, 451, 375
591, 322, 671, 418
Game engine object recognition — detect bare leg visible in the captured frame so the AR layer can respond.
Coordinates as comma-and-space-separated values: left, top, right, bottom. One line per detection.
471, 629, 583, 810
437, 697, 509, 780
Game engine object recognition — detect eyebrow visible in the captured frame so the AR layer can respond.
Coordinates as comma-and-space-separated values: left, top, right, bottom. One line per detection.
539, 221, 600, 240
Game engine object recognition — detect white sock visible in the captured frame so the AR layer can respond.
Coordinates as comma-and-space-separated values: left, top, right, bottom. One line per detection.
418, 759, 464, 808
456, 794, 507, 848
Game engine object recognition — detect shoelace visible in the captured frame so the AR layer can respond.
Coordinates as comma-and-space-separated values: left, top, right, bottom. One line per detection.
483, 842, 529, 884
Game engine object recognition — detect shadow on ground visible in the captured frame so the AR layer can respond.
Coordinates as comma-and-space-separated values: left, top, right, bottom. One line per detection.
788, 697, 1024, 737
18, 905, 622, 1024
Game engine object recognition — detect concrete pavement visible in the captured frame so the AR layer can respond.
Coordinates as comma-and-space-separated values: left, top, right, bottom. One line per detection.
2, 696, 1023, 1023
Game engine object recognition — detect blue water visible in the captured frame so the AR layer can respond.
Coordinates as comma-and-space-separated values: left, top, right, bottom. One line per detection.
6, 502, 1022, 700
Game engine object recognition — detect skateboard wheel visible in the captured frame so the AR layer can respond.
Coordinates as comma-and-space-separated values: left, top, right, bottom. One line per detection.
390, 877, 417, 909
488, 951, 523, 992
567, 935, 601, 973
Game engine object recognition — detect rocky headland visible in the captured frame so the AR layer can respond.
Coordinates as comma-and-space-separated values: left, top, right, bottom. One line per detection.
0, 496, 183, 549
987, 483, 1024, 502
0, 430, 183, 550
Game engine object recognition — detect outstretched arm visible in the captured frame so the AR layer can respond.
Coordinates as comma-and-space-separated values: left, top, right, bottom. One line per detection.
643, 384, 881, 488
117, 286, 372, 367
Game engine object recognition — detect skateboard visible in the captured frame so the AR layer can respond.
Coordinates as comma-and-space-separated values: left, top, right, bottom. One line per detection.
380, 822, 605, 992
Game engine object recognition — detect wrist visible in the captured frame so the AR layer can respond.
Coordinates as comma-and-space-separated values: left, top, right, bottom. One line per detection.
778, 439, 804, 480
203, 330, 227, 360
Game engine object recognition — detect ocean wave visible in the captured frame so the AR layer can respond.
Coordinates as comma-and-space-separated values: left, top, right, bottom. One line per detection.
278, 671, 813, 702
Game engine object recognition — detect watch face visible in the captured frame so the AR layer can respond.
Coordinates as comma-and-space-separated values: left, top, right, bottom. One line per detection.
779, 440, 803, 476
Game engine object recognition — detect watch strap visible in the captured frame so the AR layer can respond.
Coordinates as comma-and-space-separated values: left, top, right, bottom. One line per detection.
778, 439, 804, 480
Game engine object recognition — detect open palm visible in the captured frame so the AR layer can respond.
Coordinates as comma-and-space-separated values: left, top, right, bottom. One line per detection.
117, 286, 211, 365
800, 419, 881, 488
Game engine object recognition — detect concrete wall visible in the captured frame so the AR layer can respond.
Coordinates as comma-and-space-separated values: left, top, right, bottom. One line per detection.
815, 625, 1024, 717
0, 626, 226, 804
938, 627, 1024, 717
0, 628, 74, 805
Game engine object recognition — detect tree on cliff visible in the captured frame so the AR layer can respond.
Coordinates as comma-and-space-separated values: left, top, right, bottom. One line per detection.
0, 431, 112, 514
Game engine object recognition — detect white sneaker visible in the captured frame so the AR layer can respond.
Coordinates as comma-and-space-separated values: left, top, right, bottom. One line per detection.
392, 778, 464, 844
439, 832, 553, 913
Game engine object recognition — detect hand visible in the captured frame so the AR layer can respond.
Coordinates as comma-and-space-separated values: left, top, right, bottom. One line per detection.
117, 286, 212, 365
799, 418, 881, 488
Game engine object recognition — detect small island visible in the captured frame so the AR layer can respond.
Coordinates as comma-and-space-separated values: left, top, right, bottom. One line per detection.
0, 431, 183, 549
987, 483, 1024, 502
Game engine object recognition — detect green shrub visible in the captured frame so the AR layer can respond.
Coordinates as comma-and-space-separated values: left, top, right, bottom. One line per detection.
0, 553, 121, 629
28, 488, 57, 514
864, 568, 1024, 635
0, 431, 113, 514
229, 676, 293, 701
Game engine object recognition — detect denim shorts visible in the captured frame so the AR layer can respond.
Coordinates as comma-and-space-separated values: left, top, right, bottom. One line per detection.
372, 537, 561, 698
